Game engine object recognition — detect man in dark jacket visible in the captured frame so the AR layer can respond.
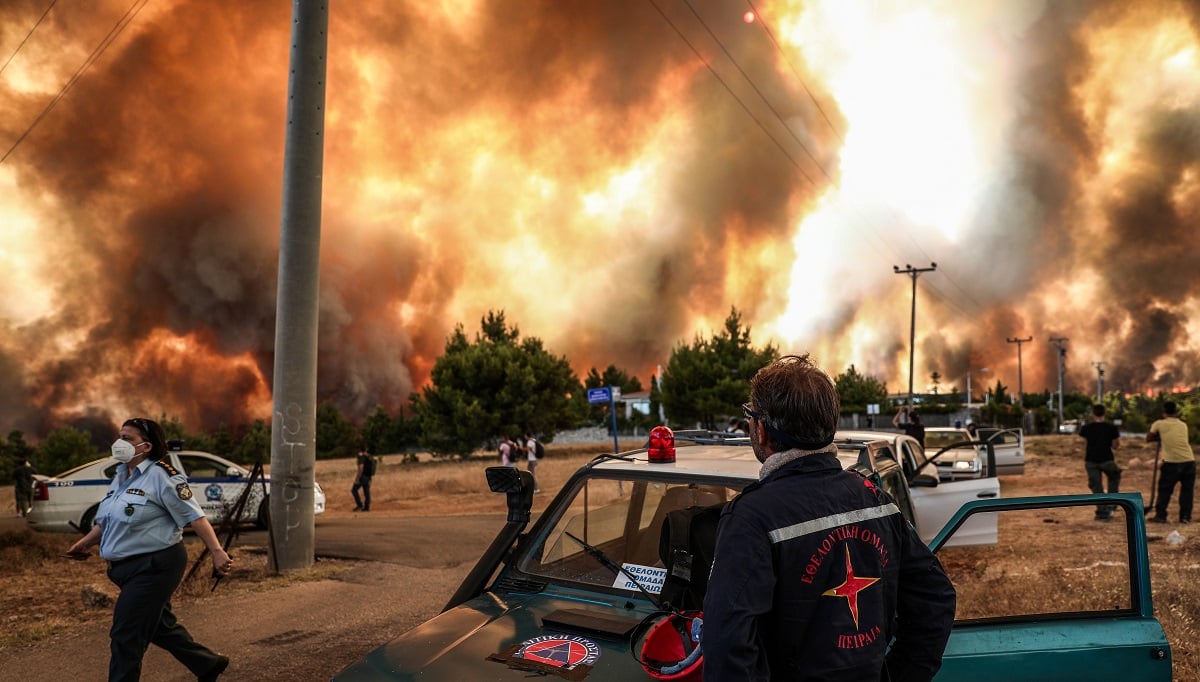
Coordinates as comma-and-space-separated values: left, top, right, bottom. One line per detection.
1078, 404, 1121, 520
703, 354, 956, 681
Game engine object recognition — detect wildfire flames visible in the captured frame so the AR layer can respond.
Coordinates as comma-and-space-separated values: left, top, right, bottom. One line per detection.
1, 0, 1198, 436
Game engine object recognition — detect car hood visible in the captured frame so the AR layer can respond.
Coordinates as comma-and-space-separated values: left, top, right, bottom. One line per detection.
332, 587, 659, 681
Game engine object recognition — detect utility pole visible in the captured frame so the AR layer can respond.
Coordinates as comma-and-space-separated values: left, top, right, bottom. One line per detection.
966, 366, 989, 412
270, 0, 329, 572
1093, 361, 1106, 401
1006, 336, 1033, 406
1049, 337, 1069, 428
894, 263, 937, 413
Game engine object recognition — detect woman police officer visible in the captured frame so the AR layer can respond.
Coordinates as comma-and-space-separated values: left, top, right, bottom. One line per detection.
66, 417, 232, 681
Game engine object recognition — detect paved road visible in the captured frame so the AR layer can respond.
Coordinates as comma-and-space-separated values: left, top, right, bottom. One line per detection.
1, 512, 513, 681
237, 512, 509, 567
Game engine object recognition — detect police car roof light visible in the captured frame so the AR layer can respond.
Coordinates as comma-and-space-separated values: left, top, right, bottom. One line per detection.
647, 426, 676, 463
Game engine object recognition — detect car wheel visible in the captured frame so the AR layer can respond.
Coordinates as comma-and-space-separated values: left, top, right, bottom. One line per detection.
256, 496, 270, 530
80, 505, 99, 533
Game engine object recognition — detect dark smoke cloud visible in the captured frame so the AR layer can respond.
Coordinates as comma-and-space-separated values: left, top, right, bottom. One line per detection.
0, 0, 835, 438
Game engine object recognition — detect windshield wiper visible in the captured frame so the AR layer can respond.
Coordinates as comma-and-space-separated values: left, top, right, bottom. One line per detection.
564, 531, 668, 611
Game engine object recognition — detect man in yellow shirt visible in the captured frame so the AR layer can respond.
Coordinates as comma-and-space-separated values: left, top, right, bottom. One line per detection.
1146, 401, 1194, 524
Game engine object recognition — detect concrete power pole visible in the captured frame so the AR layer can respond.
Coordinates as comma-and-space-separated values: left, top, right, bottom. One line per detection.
1093, 361, 1106, 401
1049, 337, 1069, 428
270, 0, 329, 572
1006, 336, 1033, 405
894, 263, 937, 413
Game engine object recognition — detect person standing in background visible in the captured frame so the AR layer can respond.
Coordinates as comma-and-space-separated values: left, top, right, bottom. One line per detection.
1147, 401, 1194, 524
12, 456, 35, 517
499, 435, 515, 467
1078, 404, 1121, 521
524, 431, 540, 493
352, 445, 373, 512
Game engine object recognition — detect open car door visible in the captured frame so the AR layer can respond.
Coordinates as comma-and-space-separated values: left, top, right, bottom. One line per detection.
896, 437, 999, 547
930, 493, 1171, 681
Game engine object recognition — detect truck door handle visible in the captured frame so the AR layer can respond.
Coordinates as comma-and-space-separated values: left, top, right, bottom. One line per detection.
976, 492, 998, 498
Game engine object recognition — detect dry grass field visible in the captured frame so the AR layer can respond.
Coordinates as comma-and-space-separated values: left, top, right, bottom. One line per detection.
2, 436, 1197, 677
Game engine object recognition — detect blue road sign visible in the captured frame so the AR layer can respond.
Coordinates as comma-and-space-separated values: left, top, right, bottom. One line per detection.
587, 387, 612, 404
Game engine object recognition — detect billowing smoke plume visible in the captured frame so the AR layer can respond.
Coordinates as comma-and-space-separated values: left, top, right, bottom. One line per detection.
1, 0, 1198, 440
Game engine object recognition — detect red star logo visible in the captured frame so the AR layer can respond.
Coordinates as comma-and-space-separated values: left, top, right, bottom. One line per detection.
822, 545, 880, 628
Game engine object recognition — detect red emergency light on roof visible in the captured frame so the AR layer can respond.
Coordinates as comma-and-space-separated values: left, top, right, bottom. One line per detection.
647, 425, 676, 463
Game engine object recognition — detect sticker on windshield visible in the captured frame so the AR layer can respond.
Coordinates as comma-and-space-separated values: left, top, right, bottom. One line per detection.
612, 563, 666, 594
488, 634, 600, 680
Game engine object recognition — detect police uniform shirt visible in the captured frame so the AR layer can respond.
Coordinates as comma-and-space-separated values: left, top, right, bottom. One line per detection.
96, 458, 206, 561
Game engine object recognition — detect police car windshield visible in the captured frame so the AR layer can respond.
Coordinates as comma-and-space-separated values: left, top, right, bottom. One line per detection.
518, 475, 739, 595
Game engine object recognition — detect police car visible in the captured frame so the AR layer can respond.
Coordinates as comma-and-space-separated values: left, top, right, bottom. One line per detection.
27, 444, 326, 533
331, 428, 1169, 680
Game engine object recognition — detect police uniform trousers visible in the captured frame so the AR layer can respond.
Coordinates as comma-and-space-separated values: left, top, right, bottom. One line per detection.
106, 542, 223, 681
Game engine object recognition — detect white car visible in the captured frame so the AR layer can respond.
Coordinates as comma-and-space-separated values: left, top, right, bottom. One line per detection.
836, 430, 999, 547
27, 447, 326, 533
923, 427, 1026, 480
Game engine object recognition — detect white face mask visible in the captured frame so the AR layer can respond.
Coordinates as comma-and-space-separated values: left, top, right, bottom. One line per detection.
111, 439, 140, 463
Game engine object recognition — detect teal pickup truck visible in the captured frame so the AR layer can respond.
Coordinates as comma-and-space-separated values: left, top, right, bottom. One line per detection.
332, 431, 1172, 681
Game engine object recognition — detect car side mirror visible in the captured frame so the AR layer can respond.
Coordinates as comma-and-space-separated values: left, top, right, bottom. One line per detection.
910, 473, 939, 488
485, 466, 535, 523
226, 467, 243, 478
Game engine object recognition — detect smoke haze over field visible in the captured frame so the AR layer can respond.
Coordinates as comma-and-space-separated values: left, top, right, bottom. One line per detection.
1, 0, 1199, 437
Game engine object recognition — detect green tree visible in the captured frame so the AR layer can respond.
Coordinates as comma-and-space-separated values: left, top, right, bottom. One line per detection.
36, 426, 97, 475
660, 308, 778, 429
232, 419, 271, 464
412, 310, 583, 458
1, 430, 37, 480
361, 406, 419, 462
835, 365, 888, 414
315, 401, 359, 460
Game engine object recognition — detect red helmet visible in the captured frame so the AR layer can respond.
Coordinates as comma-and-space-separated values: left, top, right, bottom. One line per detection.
636, 611, 703, 681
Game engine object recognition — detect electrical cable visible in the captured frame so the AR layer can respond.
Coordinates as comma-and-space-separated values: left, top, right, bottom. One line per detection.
682, 0, 832, 182
0, 0, 59, 80
646, 0, 820, 188
1, 0, 152, 166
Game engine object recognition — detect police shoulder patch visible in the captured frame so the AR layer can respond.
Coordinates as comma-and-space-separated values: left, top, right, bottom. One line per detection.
155, 460, 180, 477
176, 483, 193, 500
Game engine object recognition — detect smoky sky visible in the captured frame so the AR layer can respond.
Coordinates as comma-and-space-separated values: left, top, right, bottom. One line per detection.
1, 0, 1198, 441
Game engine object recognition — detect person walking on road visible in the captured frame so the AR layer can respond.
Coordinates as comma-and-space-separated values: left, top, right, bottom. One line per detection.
352, 446, 374, 512
65, 417, 231, 682
12, 456, 35, 517
1147, 401, 1194, 524
1078, 404, 1121, 521
703, 354, 956, 681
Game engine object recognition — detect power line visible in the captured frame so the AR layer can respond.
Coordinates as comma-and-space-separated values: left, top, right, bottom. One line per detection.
1, 0, 152, 166
743, 0, 845, 143
0, 0, 59, 79
682, 0, 832, 182
674, 3, 990, 319
646, 0, 819, 187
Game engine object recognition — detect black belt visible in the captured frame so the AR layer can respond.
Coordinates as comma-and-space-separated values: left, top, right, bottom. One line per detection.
107, 544, 177, 568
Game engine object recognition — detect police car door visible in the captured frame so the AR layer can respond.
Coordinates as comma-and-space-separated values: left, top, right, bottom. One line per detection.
172, 453, 247, 524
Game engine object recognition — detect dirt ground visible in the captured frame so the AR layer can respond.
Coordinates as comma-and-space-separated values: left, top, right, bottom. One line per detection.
2, 436, 1198, 680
